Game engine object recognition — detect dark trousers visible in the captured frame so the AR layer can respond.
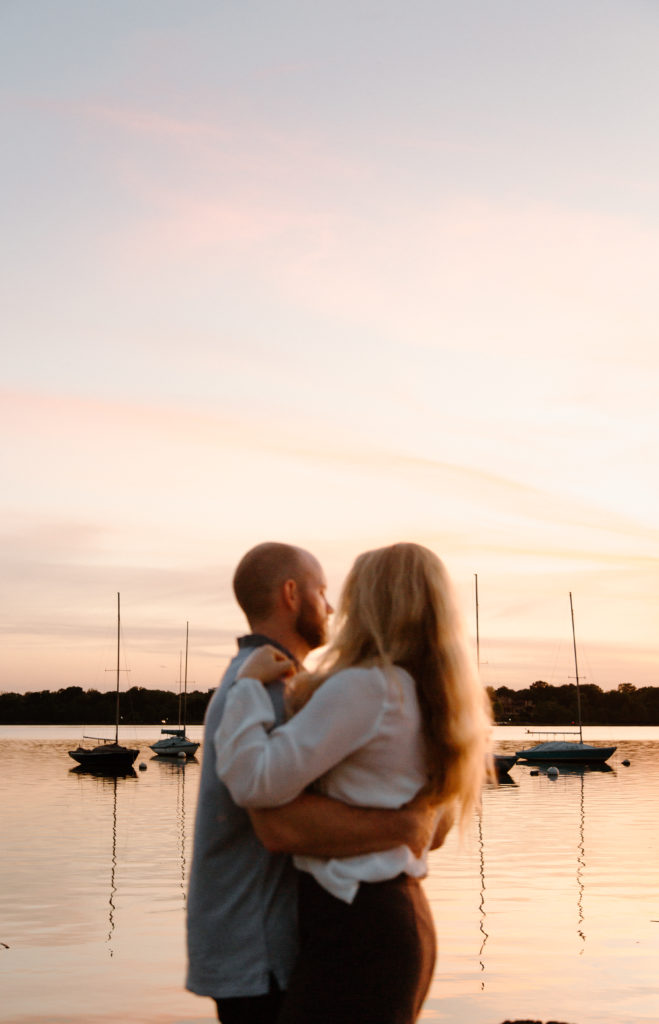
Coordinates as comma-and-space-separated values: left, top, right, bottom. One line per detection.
215, 973, 285, 1024
278, 872, 436, 1024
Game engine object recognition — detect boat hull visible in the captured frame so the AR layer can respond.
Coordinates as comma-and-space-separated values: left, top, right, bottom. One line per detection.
515, 741, 616, 765
150, 729, 199, 757
150, 738, 199, 757
68, 743, 140, 773
494, 753, 518, 778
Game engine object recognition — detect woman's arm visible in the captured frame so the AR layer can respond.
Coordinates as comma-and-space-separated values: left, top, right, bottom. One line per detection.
215, 668, 386, 808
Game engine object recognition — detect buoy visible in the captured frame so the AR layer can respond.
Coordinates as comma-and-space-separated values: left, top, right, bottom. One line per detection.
530, 769, 539, 776
547, 766, 559, 777
177, 751, 186, 759
139, 762, 147, 771
622, 759, 630, 767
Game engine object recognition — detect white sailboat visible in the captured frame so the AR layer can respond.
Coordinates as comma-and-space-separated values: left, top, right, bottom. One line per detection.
68, 594, 140, 773
516, 593, 616, 766
150, 622, 199, 758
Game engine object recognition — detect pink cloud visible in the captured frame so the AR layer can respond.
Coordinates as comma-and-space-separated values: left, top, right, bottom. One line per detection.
21, 94, 220, 140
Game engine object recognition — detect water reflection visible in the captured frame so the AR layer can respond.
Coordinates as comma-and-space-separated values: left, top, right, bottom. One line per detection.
153, 754, 197, 905
3, 733, 657, 1024
70, 763, 137, 779
476, 762, 617, 985
528, 763, 616, 953
68, 766, 136, 957
477, 812, 488, 988
108, 775, 118, 955
577, 770, 585, 951
475, 763, 517, 988
540, 762, 615, 776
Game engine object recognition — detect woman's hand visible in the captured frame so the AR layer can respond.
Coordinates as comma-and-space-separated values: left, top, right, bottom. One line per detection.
236, 645, 296, 686
400, 790, 456, 855
429, 801, 456, 850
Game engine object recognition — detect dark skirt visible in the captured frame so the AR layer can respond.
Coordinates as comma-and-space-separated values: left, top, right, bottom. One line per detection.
277, 871, 436, 1024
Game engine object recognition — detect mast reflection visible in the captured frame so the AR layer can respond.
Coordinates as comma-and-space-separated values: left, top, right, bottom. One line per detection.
108, 775, 118, 955
154, 754, 197, 903
477, 812, 488, 988
476, 768, 517, 987
540, 762, 613, 951
577, 769, 585, 951
69, 766, 135, 957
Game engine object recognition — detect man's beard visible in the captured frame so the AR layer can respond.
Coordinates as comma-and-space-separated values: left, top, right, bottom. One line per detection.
295, 595, 327, 651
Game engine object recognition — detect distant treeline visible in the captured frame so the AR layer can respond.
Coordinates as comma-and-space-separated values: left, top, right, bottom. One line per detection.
0, 685, 214, 725
1, 679, 658, 725
489, 680, 659, 726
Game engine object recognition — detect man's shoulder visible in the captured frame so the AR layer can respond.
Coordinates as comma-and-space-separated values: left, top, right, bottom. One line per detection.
205, 635, 286, 728
202, 645, 251, 723
216, 636, 266, 688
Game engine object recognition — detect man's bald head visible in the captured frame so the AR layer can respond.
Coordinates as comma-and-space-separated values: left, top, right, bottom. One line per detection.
233, 542, 309, 626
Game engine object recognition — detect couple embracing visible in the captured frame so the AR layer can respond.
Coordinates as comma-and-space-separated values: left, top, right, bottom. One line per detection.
187, 541, 492, 1024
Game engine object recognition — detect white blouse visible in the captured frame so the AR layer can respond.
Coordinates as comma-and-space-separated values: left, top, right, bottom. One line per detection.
215, 664, 434, 903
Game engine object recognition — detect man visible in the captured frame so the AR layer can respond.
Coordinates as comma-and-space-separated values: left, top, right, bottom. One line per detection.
186, 542, 436, 1024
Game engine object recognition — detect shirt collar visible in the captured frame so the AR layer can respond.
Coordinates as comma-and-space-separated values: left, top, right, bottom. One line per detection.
237, 633, 301, 670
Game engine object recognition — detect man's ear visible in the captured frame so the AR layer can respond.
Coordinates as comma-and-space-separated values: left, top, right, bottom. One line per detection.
281, 578, 300, 612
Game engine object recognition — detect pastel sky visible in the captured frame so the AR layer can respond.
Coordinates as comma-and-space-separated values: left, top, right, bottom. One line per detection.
2, 1, 657, 696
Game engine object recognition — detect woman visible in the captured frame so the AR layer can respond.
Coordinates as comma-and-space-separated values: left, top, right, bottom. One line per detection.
216, 542, 492, 1024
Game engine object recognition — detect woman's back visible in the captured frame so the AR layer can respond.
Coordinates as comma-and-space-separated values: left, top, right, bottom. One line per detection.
291, 663, 432, 904
308, 664, 426, 809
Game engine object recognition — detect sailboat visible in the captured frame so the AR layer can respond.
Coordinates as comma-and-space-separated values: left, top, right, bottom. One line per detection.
68, 594, 140, 773
150, 622, 199, 758
516, 593, 616, 766
474, 574, 517, 779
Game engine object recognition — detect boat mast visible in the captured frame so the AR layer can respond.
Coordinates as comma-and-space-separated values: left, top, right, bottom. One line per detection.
115, 592, 121, 745
183, 621, 189, 731
177, 650, 183, 727
475, 574, 480, 670
569, 591, 583, 743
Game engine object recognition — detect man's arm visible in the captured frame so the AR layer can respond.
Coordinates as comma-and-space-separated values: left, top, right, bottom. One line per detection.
248, 789, 439, 859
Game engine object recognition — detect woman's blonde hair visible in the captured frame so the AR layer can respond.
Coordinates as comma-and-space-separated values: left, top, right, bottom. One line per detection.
288, 542, 493, 828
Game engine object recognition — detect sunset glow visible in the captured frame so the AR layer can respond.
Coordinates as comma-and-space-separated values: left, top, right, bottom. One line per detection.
2, 3, 657, 694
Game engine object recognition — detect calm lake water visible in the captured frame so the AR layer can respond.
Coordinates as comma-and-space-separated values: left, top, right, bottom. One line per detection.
1, 725, 658, 1024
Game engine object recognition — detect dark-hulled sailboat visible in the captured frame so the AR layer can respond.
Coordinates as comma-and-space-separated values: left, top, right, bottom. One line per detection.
68, 593, 140, 773
516, 593, 616, 766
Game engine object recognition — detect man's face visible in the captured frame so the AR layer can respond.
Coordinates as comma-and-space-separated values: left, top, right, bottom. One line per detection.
295, 556, 333, 652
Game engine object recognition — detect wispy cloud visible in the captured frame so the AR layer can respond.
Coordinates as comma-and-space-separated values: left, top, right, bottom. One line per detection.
4, 387, 656, 567
20, 94, 220, 141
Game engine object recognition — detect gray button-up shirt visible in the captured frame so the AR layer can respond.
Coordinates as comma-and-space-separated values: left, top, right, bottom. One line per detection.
186, 635, 298, 998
